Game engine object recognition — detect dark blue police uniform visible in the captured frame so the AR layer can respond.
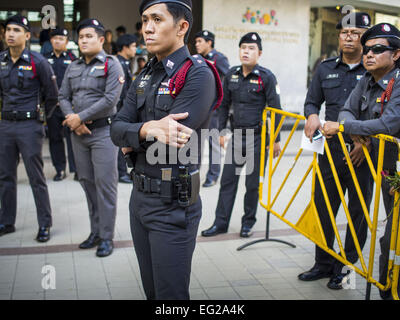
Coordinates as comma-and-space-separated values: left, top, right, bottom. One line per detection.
211, 63, 281, 233
0, 39, 58, 235
195, 30, 230, 186
111, 43, 218, 299
303, 55, 373, 276
44, 39, 77, 179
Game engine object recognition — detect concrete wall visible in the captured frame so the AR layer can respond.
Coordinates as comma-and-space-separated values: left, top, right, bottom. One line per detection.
89, 0, 141, 36
203, 0, 311, 113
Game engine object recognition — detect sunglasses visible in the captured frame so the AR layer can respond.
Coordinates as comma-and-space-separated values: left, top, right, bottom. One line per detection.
363, 44, 395, 55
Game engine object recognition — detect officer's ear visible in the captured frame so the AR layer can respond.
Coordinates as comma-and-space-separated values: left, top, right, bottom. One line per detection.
258, 50, 262, 58
393, 48, 400, 64
25, 30, 31, 42
176, 19, 189, 40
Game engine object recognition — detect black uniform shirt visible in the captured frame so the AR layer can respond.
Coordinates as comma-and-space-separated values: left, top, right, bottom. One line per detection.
116, 54, 133, 109
111, 45, 217, 179
218, 64, 282, 140
44, 50, 76, 88
304, 55, 366, 121
0, 48, 58, 113
204, 49, 229, 80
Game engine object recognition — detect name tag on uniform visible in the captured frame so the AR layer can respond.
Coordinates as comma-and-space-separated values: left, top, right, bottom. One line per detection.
48, 58, 54, 64
356, 75, 363, 80
64, 60, 72, 65
231, 75, 239, 79
250, 79, 259, 84
326, 73, 339, 79
18, 65, 32, 71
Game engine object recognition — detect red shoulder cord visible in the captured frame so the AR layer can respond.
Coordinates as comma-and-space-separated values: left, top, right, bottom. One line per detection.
380, 78, 395, 116
30, 54, 37, 79
257, 76, 265, 93
67, 52, 75, 61
168, 58, 224, 110
104, 57, 109, 77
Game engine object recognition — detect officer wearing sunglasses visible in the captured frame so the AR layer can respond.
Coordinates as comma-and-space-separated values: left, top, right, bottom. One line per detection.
300, 12, 373, 290
323, 23, 400, 299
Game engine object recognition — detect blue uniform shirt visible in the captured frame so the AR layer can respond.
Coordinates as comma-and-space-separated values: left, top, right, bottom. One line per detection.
218, 64, 282, 141
0, 48, 58, 114
304, 55, 366, 121
116, 54, 133, 110
204, 49, 230, 81
44, 50, 76, 88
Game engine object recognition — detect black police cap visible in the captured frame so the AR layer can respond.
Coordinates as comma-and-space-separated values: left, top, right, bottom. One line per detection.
5, 14, 30, 31
336, 12, 371, 30
239, 32, 262, 51
361, 23, 400, 46
116, 34, 138, 49
50, 28, 69, 38
139, 0, 192, 15
194, 30, 215, 42
76, 18, 105, 34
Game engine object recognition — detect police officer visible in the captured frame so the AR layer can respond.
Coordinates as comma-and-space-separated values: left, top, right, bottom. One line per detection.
323, 23, 400, 299
201, 32, 282, 238
0, 15, 58, 242
59, 18, 124, 257
195, 30, 230, 187
44, 28, 77, 181
111, 0, 219, 299
116, 34, 137, 183
299, 12, 373, 290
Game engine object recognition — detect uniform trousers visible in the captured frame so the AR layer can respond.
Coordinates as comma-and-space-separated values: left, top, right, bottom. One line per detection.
130, 189, 201, 300
205, 111, 221, 182
47, 107, 76, 173
71, 126, 118, 240
214, 132, 264, 230
314, 143, 373, 274
0, 120, 52, 227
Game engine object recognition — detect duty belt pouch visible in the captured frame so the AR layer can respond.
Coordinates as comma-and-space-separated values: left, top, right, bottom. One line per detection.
161, 168, 173, 204
189, 170, 200, 206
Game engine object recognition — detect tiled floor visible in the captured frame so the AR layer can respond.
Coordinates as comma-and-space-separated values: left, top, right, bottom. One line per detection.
0, 131, 392, 300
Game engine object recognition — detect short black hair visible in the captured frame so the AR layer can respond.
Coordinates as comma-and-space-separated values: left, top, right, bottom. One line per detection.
165, 2, 193, 44
116, 25, 126, 33
95, 28, 105, 38
136, 22, 142, 31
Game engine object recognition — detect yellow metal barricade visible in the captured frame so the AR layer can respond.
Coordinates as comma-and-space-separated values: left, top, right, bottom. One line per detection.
259, 107, 400, 299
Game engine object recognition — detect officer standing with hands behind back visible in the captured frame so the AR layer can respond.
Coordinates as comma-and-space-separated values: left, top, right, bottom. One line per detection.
298, 12, 373, 290
59, 18, 124, 258
195, 30, 229, 187
44, 28, 77, 182
0, 15, 58, 242
201, 32, 282, 239
111, 0, 221, 299
116, 34, 137, 184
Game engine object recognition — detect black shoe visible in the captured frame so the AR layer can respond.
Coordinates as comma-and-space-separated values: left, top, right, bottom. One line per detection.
240, 226, 253, 238
96, 239, 114, 257
74, 173, 79, 181
202, 179, 217, 188
119, 175, 132, 184
379, 289, 393, 300
201, 225, 227, 237
0, 224, 15, 236
79, 233, 101, 249
298, 265, 333, 281
53, 171, 67, 181
36, 227, 50, 242
327, 273, 348, 290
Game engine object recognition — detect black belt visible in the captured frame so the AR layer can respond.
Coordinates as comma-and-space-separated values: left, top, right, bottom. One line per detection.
1, 110, 38, 121
131, 171, 178, 197
86, 117, 112, 131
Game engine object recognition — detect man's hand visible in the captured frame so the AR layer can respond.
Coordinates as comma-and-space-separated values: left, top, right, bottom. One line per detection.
139, 113, 193, 148
267, 142, 281, 158
74, 124, 92, 136
322, 121, 340, 138
304, 114, 322, 142
122, 147, 133, 154
63, 113, 82, 131
350, 134, 370, 145
348, 141, 365, 167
